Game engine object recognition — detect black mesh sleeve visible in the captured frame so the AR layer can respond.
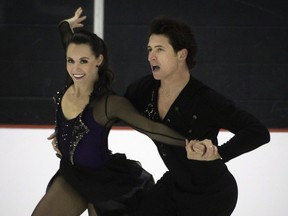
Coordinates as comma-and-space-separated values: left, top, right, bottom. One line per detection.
58, 21, 73, 49
104, 95, 186, 147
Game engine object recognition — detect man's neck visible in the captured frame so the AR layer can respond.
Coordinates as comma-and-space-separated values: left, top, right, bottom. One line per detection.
160, 70, 190, 94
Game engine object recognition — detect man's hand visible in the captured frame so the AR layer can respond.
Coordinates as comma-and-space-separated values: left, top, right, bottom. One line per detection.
185, 139, 221, 161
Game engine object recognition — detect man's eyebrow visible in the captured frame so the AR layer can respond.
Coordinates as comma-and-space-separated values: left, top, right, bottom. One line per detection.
147, 45, 164, 48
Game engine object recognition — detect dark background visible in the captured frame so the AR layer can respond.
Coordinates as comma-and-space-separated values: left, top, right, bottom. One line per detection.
0, 0, 287, 128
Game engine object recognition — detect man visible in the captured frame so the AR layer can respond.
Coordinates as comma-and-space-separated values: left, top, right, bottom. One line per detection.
125, 17, 270, 215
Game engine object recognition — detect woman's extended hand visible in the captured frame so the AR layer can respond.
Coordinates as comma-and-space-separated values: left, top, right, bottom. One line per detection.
64, 7, 87, 32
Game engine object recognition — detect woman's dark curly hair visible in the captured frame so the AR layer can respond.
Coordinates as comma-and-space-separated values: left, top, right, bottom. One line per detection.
65, 29, 114, 101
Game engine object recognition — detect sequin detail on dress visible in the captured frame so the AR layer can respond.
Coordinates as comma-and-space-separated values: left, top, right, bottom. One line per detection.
70, 113, 90, 164
54, 89, 90, 165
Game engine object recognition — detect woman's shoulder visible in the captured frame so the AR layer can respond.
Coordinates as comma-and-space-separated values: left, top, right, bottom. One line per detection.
90, 92, 126, 107
105, 94, 129, 104
53, 87, 67, 104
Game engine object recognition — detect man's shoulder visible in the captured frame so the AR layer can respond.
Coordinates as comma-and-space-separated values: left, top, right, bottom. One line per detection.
130, 74, 155, 87
126, 75, 156, 95
124, 74, 156, 110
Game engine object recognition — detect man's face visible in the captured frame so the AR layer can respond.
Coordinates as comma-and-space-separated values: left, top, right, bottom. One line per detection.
147, 34, 180, 80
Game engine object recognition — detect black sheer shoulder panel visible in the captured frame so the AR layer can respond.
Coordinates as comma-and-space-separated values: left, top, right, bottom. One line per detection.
98, 94, 186, 147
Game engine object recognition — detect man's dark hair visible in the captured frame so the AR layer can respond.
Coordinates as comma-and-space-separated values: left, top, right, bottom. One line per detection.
150, 17, 198, 69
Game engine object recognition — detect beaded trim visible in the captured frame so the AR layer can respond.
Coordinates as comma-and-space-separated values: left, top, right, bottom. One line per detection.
69, 113, 90, 164
54, 90, 90, 165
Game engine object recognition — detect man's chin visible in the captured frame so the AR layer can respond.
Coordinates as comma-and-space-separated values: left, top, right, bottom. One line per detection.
152, 71, 161, 80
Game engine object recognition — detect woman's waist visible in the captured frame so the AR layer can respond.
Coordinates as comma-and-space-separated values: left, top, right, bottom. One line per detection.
60, 153, 141, 177
60, 147, 110, 169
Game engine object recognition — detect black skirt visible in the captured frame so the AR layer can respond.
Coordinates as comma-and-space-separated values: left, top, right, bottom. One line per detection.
48, 153, 155, 215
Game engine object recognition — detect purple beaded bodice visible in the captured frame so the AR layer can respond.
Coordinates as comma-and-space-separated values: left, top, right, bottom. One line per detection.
54, 91, 110, 169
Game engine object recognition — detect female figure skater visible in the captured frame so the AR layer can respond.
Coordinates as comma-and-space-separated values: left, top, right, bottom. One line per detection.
32, 8, 214, 216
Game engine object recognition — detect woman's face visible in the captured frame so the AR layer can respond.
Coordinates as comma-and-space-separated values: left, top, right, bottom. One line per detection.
66, 43, 103, 86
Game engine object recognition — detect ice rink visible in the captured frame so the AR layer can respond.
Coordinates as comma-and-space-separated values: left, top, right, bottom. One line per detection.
0, 127, 287, 215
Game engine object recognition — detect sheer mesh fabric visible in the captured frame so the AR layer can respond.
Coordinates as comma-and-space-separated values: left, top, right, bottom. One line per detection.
31, 176, 93, 216
92, 94, 186, 147
58, 21, 186, 146
58, 21, 73, 50
88, 204, 98, 216
35, 22, 187, 215
31, 94, 185, 216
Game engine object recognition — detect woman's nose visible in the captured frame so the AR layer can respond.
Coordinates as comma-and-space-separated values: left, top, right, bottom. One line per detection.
72, 62, 80, 71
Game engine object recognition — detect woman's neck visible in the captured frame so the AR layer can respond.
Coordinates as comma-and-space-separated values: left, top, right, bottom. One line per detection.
70, 84, 93, 99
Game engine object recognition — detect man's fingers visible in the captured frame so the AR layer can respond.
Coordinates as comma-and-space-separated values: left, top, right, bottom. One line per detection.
193, 139, 214, 158
185, 141, 192, 153
192, 142, 205, 153
203, 143, 214, 158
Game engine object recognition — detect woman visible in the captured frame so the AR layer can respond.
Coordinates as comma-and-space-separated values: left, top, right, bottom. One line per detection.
32, 8, 213, 216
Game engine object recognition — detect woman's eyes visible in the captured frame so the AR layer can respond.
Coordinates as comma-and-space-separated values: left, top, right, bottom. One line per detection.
80, 59, 88, 64
67, 59, 74, 63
